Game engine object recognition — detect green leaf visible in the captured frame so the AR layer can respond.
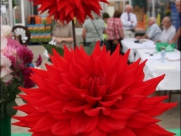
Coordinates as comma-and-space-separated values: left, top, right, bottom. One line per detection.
43, 44, 64, 56
83, 41, 96, 55
6, 100, 18, 116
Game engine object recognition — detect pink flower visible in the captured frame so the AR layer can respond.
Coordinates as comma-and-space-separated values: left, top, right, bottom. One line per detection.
1, 55, 13, 82
7, 38, 22, 49
17, 46, 33, 65
3, 44, 18, 64
35, 55, 42, 67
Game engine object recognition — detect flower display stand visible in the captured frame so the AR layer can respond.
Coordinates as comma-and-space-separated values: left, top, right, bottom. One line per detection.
0, 115, 11, 136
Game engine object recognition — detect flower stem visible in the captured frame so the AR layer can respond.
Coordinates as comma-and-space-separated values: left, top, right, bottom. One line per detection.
72, 20, 76, 49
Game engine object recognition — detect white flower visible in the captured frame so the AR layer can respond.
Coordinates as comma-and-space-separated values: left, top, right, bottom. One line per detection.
1, 55, 13, 82
1, 37, 7, 51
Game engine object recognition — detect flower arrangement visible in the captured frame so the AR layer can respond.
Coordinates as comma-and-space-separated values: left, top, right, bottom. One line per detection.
13, 44, 177, 136
0, 37, 42, 119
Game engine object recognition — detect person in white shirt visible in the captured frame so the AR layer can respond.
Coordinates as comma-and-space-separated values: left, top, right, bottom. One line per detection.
136, 17, 162, 41
156, 17, 176, 43
120, 5, 137, 38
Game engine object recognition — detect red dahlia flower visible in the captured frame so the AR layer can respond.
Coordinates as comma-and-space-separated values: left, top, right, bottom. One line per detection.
29, 0, 109, 23
13, 44, 177, 136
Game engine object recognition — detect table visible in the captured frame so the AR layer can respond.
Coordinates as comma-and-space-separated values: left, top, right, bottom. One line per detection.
121, 38, 155, 62
135, 49, 180, 91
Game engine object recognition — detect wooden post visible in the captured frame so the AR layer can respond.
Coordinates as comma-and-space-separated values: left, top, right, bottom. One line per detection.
72, 20, 76, 49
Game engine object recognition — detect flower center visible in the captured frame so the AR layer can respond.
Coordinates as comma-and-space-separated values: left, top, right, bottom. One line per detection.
88, 76, 105, 97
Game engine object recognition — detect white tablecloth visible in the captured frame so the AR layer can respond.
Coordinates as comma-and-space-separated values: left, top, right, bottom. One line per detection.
135, 49, 180, 91
121, 38, 155, 62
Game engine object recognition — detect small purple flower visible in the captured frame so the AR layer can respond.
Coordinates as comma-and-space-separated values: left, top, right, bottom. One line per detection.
22, 67, 35, 88
35, 54, 42, 67
17, 46, 33, 65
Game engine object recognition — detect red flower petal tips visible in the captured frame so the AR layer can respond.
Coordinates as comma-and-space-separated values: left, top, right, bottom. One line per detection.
29, 0, 109, 23
13, 43, 177, 136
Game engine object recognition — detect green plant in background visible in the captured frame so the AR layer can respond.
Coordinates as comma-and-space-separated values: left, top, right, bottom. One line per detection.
43, 41, 97, 57
12, 0, 16, 8
132, 0, 147, 8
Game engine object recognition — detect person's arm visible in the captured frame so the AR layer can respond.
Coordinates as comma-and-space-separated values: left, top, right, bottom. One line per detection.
103, 28, 106, 34
55, 25, 73, 43
119, 29, 124, 39
121, 13, 131, 27
56, 37, 73, 43
118, 20, 124, 38
136, 34, 149, 39
168, 27, 181, 44
82, 28, 86, 40
155, 40, 161, 43
131, 14, 137, 28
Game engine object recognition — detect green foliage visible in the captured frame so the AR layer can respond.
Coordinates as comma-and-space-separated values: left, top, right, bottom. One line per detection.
0, 77, 22, 119
43, 41, 96, 57
43, 44, 64, 56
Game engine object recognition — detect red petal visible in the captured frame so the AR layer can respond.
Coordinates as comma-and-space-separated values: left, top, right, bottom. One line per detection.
134, 124, 175, 136
70, 113, 98, 135
44, 102, 72, 120
29, 115, 56, 132
143, 75, 165, 95
52, 120, 71, 135
137, 96, 169, 111
13, 104, 35, 114
85, 128, 107, 136
116, 94, 145, 109
110, 109, 138, 120
84, 105, 101, 116
141, 102, 177, 116
127, 113, 160, 128
63, 101, 86, 112
98, 116, 126, 132
110, 128, 136, 136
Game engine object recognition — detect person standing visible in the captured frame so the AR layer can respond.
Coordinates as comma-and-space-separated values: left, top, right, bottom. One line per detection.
82, 12, 106, 47
52, 20, 73, 49
107, 10, 124, 54
120, 5, 137, 38
102, 12, 110, 41
168, 0, 181, 51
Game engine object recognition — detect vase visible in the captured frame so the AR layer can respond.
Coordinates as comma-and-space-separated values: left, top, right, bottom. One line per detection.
0, 114, 11, 136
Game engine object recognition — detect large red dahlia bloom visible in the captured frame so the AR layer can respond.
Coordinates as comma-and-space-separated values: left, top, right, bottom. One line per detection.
13, 43, 177, 136
29, 0, 109, 23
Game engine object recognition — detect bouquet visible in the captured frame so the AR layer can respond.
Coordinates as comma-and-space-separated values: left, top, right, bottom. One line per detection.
0, 37, 42, 119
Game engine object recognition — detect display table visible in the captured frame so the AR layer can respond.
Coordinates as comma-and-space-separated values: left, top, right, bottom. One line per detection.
121, 38, 155, 62
135, 49, 180, 91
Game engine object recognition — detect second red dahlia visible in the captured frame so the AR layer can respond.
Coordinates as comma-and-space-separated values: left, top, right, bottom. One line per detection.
30, 0, 109, 23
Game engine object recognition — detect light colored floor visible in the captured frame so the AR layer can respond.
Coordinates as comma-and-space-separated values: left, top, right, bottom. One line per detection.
11, 45, 180, 134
